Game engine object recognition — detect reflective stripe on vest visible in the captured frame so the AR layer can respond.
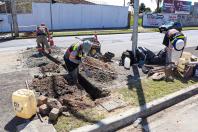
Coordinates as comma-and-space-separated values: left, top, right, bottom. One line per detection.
67, 44, 83, 59
170, 34, 185, 45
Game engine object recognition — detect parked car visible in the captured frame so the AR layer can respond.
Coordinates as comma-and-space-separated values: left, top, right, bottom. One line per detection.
159, 21, 182, 33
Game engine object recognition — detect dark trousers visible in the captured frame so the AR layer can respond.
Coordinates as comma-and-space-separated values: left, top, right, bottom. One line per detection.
64, 55, 79, 84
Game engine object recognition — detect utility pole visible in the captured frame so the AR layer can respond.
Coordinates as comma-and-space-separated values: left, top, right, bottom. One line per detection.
132, 0, 139, 59
50, 1, 53, 33
124, 0, 125, 6
11, 0, 19, 37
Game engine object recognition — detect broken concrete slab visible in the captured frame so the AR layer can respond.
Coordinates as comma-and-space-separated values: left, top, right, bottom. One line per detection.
17, 119, 56, 132
37, 95, 48, 106
49, 108, 60, 122
100, 99, 126, 112
47, 98, 62, 111
39, 104, 49, 116
62, 112, 71, 117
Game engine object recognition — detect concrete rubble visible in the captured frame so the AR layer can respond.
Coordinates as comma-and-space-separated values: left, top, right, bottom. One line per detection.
39, 104, 49, 116
37, 95, 48, 106
49, 108, 60, 122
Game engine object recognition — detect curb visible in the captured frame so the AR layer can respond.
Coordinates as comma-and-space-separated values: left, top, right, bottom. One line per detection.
71, 83, 198, 132
16, 31, 133, 40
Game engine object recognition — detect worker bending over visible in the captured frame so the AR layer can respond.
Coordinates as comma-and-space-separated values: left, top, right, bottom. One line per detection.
162, 28, 186, 64
162, 28, 186, 81
64, 41, 93, 85
36, 23, 51, 54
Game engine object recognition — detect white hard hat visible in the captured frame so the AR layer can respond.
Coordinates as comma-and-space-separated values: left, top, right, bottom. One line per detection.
174, 39, 185, 51
82, 40, 92, 54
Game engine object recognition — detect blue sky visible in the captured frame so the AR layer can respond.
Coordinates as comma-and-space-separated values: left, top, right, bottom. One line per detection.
88, 0, 198, 11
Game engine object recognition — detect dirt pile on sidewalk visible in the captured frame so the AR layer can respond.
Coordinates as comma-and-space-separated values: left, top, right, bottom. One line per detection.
22, 47, 64, 68
81, 56, 117, 83
40, 63, 60, 73
30, 75, 94, 110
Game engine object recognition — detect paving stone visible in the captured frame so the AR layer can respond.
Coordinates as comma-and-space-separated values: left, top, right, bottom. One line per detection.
37, 95, 48, 106
62, 112, 71, 117
39, 104, 49, 115
100, 99, 126, 112
49, 108, 60, 122
17, 119, 56, 132
47, 98, 62, 111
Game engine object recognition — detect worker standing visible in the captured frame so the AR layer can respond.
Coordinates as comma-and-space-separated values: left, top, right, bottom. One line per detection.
162, 28, 186, 80
64, 41, 93, 85
36, 23, 51, 54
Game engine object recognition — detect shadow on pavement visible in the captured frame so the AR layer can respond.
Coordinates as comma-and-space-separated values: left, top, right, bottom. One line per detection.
0, 36, 14, 43
126, 65, 150, 132
4, 116, 29, 132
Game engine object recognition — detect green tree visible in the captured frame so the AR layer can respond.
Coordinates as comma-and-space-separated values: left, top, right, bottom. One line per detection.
145, 7, 151, 12
155, 7, 162, 13
139, 3, 146, 13
156, 0, 163, 13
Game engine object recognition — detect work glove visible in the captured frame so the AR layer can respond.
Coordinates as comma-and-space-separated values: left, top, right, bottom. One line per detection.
81, 63, 92, 77
85, 69, 92, 77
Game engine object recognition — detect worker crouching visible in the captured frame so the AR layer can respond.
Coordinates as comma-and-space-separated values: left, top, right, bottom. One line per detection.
36, 23, 51, 54
64, 41, 93, 85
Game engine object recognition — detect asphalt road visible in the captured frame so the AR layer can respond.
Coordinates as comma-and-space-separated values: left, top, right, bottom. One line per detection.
0, 30, 197, 57
118, 94, 198, 132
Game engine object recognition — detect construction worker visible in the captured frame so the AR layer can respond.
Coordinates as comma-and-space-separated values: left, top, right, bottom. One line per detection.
36, 23, 51, 54
162, 28, 186, 64
162, 28, 186, 81
64, 41, 93, 85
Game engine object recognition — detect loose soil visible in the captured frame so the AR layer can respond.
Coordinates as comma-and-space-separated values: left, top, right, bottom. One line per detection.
30, 75, 95, 110
22, 47, 64, 68
81, 56, 118, 84
40, 63, 60, 73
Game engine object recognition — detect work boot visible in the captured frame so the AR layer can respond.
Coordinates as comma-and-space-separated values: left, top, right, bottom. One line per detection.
48, 49, 52, 54
165, 76, 174, 82
195, 46, 198, 50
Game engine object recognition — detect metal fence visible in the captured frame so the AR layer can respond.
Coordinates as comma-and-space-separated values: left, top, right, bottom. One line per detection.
0, 2, 128, 32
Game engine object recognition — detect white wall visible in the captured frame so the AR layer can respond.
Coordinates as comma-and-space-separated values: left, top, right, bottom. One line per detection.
0, 3, 128, 32
143, 13, 198, 27
0, 14, 11, 32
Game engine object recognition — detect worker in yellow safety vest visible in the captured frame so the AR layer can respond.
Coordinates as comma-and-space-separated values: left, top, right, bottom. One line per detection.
162, 28, 186, 64
64, 41, 93, 85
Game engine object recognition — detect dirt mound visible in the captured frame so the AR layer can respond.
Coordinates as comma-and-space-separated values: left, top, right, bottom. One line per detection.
31, 75, 76, 97
81, 57, 117, 83
83, 56, 115, 72
30, 75, 94, 110
40, 63, 60, 73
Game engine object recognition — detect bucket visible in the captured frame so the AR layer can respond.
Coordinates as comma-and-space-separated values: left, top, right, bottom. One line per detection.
12, 89, 37, 119
124, 57, 131, 69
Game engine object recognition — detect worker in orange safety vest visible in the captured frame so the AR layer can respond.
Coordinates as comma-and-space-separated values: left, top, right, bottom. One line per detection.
36, 23, 51, 54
